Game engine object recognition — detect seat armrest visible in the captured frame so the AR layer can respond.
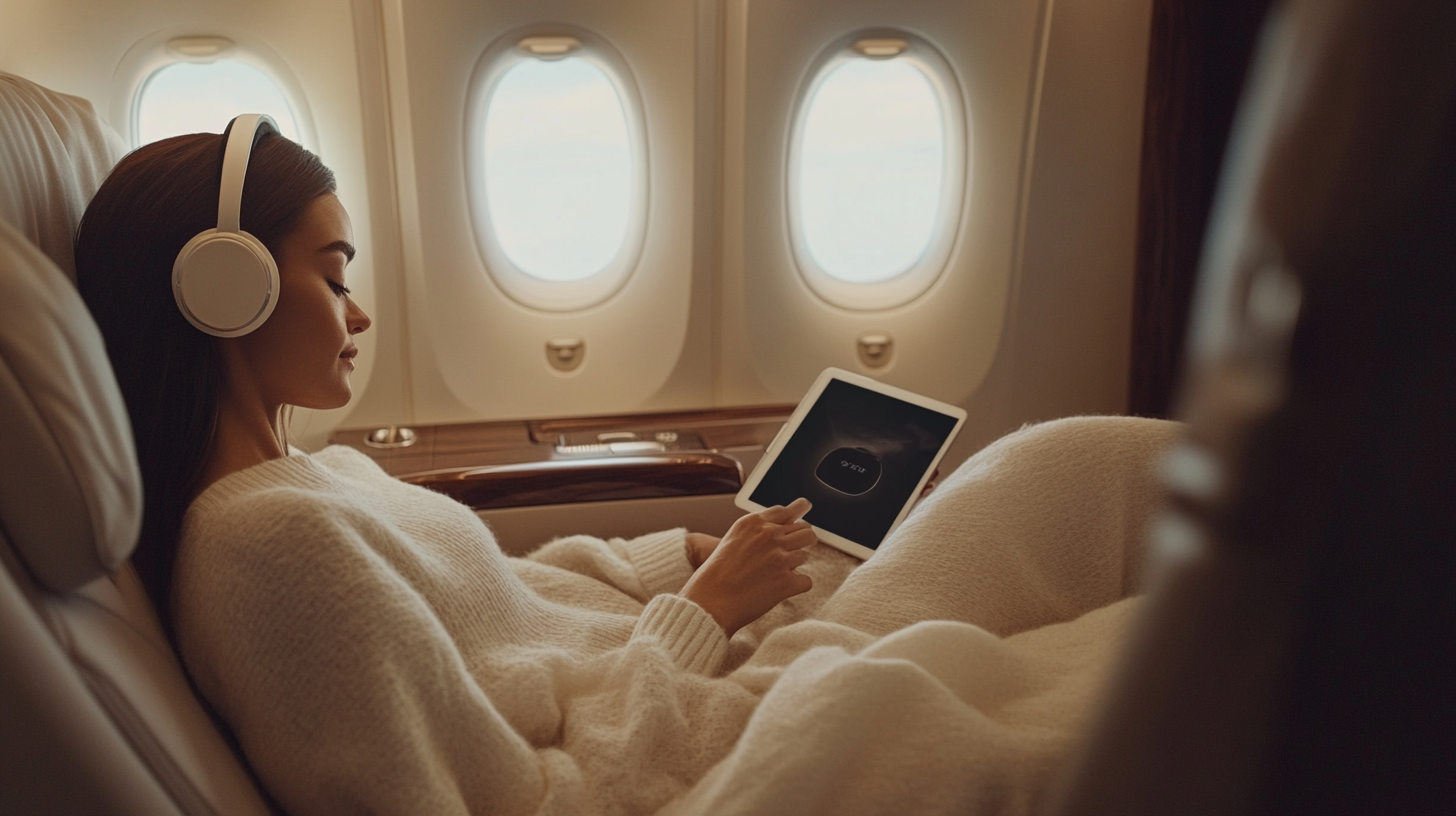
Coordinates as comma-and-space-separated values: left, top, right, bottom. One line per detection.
401, 453, 743, 510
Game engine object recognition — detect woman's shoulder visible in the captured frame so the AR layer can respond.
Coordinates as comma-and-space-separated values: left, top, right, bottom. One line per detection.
183, 445, 482, 562
184, 452, 376, 547
190, 446, 389, 509
173, 457, 430, 675
178, 457, 404, 606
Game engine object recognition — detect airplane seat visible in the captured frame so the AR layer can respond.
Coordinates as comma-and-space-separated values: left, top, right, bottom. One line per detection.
0, 75, 275, 815
1052, 0, 1456, 813
0, 70, 126, 279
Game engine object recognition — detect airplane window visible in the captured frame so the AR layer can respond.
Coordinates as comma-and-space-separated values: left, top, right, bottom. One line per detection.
482, 57, 631, 282
134, 59, 301, 146
789, 36, 966, 310
467, 33, 648, 311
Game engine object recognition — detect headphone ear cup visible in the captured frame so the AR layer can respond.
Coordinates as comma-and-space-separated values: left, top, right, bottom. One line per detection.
172, 229, 280, 337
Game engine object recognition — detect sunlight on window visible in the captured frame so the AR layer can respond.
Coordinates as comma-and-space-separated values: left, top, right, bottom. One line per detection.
135, 60, 300, 146
482, 57, 632, 282
797, 58, 945, 283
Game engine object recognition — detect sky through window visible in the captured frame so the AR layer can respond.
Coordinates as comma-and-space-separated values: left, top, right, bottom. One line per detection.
482, 57, 632, 282
797, 57, 945, 284
136, 60, 300, 146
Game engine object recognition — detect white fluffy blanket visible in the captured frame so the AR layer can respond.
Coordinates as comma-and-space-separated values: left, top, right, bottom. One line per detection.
676, 416, 1181, 815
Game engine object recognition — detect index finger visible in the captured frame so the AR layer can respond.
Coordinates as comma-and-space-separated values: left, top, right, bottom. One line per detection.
757, 497, 812, 524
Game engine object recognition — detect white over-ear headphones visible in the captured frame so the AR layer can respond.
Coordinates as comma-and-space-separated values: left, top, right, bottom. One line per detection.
172, 114, 281, 337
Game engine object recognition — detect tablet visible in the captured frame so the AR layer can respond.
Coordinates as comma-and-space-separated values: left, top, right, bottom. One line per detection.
736, 367, 967, 560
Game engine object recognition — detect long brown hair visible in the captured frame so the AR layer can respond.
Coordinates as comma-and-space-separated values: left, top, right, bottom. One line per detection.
75, 126, 336, 631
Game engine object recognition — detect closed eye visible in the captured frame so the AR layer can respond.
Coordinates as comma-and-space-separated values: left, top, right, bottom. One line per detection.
328, 281, 352, 297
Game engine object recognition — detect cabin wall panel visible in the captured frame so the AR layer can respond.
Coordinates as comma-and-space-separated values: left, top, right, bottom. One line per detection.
388, 0, 705, 424
1006, 0, 1152, 426
640, 0, 726, 411
332, 0, 418, 433
719, 0, 1152, 475
889, 0, 1153, 473
725, 0, 1046, 408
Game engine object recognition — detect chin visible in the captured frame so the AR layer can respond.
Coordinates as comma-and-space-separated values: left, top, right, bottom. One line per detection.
296, 385, 353, 412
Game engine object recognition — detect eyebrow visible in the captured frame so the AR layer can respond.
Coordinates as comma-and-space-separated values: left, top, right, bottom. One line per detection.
320, 240, 356, 262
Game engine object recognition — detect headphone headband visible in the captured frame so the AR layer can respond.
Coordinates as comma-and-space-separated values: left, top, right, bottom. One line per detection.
218, 113, 278, 234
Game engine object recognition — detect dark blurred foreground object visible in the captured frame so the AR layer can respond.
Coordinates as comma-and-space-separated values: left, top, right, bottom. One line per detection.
1053, 1, 1456, 814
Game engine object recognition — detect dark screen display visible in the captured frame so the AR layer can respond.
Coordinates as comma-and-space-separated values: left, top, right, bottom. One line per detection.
750, 378, 959, 549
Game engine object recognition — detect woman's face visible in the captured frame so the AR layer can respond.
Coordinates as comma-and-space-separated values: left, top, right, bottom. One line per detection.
234, 193, 371, 411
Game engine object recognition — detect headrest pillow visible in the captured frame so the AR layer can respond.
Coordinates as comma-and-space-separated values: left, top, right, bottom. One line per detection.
0, 219, 141, 591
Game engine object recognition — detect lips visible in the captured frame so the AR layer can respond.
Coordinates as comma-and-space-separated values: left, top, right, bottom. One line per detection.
340, 346, 358, 360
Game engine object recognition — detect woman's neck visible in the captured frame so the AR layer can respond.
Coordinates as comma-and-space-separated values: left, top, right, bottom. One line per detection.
197, 391, 287, 498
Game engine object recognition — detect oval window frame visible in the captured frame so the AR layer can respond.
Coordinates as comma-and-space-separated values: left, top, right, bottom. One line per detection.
786, 32, 968, 312
465, 27, 649, 312
111, 28, 317, 152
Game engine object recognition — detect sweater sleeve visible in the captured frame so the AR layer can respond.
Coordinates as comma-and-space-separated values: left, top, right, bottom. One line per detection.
524, 527, 695, 601
521, 531, 729, 675
632, 593, 731, 676
175, 493, 547, 816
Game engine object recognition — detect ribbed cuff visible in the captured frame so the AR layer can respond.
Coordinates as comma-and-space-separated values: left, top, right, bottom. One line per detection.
615, 528, 694, 597
633, 594, 729, 676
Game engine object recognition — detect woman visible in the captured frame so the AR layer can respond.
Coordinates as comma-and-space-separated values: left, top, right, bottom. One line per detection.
76, 126, 1180, 815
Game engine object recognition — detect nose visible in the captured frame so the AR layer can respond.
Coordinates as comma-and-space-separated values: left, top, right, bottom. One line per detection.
347, 297, 372, 335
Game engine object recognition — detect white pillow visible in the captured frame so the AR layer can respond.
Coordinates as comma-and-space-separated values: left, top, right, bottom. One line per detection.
0, 218, 141, 590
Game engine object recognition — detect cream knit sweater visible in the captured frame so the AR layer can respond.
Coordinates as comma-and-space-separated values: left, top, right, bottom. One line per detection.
174, 416, 1182, 816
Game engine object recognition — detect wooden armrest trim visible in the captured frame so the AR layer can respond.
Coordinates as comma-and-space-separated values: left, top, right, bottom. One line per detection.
400, 453, 744, 510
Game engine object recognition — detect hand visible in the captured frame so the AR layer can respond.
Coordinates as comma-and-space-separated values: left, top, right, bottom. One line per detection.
680, 498, 817, 638
685, 532, 721, 570
920, 468, 941, 499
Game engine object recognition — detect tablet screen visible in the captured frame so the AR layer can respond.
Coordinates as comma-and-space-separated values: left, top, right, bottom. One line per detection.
748, 377, 961, 550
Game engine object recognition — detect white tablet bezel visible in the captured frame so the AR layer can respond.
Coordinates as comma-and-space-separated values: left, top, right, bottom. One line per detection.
735, 367, 967, 560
